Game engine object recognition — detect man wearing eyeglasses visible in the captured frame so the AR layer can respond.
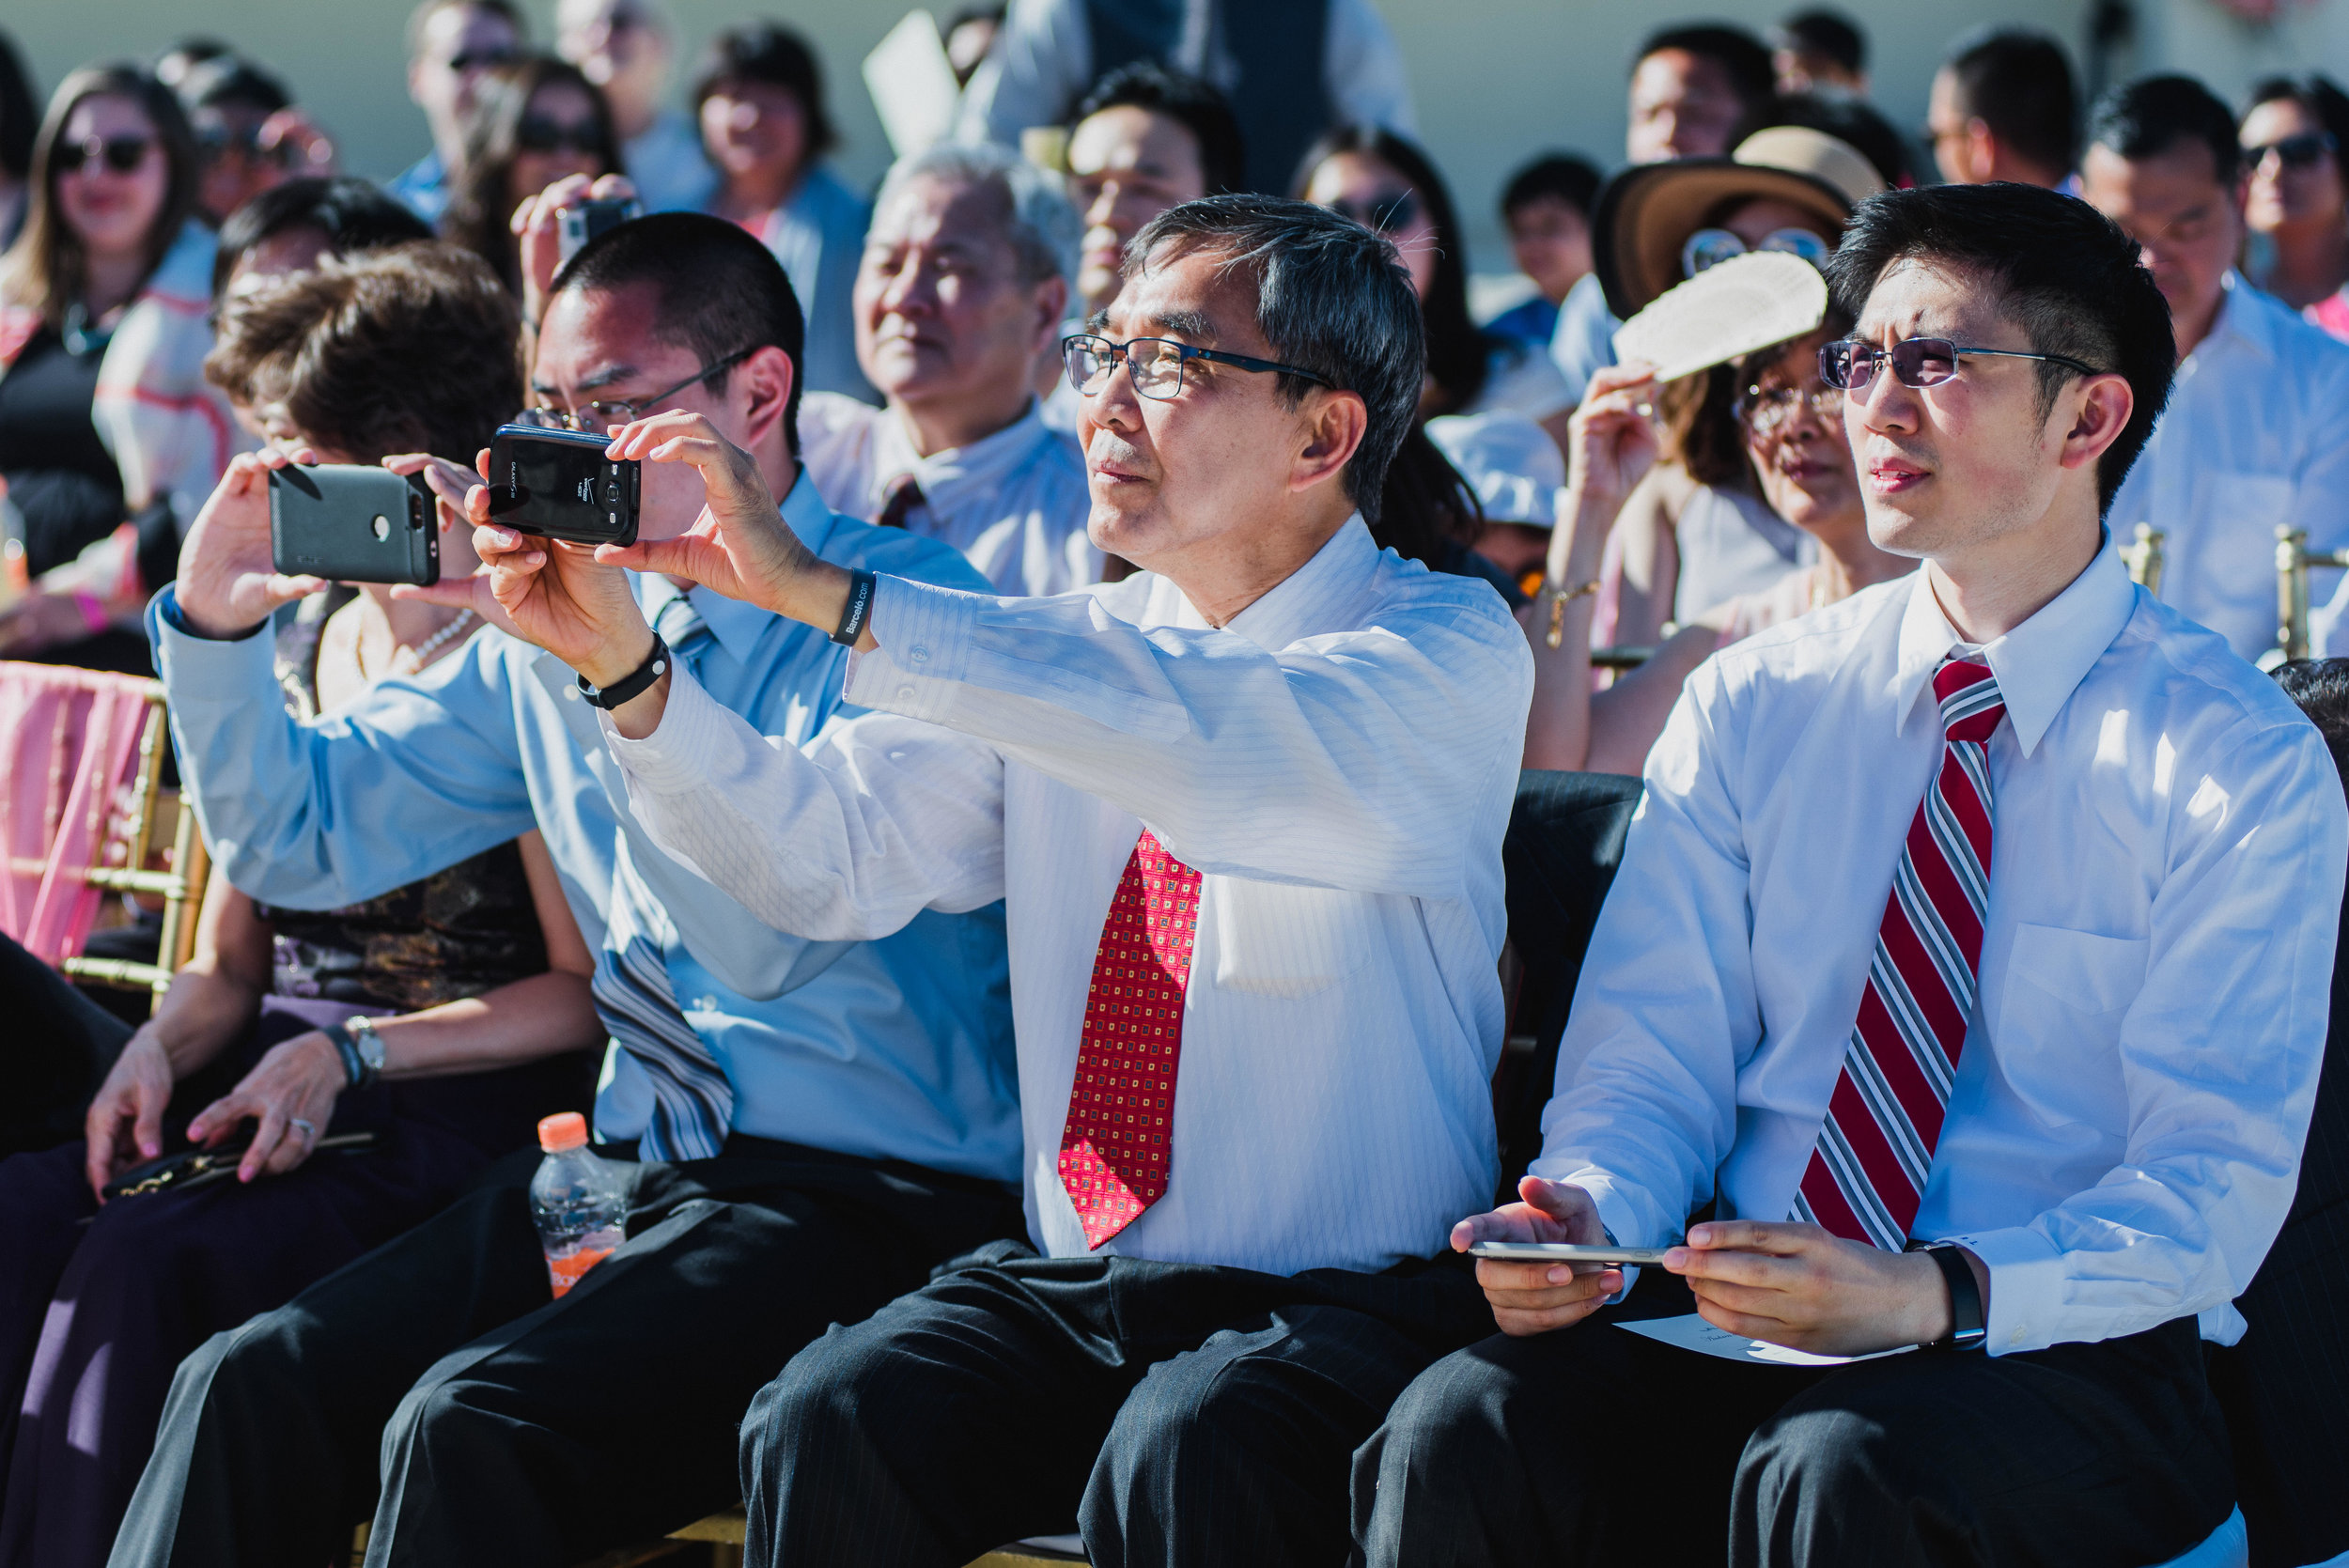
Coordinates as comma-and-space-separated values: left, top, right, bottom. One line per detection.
1355, 179, 2346, 1568
462, 192, 1531, 1566
118, 214, 1024, 1568
2081, 74, 2349, 663
388, 0, 526, 225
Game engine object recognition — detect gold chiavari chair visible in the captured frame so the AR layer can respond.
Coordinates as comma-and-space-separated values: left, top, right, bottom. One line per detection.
2276, 525, 2349, 662
2120, 522, 2166, 597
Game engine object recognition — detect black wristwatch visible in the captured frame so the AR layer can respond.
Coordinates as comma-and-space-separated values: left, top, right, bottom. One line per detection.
577, 633, 671, 710
1909, 1240, 1987, 1351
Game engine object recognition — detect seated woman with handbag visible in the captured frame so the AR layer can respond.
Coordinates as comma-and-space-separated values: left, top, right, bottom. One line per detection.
0, 241, 604, 1568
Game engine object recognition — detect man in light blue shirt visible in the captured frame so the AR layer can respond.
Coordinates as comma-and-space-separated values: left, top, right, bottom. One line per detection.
111, 215, 1024, 1568
388, 0, 526, 225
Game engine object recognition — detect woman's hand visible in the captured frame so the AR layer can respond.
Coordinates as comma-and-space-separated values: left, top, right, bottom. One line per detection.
1567, 363, 1664, 507
174, 447, 329, 638
513, 173, 639, 331
84, 1032, 177, 1199
0, 589, 102, 657
185, 1031, 349, 1182
381, 453, 532, 641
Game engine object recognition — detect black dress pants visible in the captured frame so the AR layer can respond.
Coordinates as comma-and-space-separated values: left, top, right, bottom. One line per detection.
741, 1239, 1493, 1568
107, 1138, 1023, 1568
0, 928, 132, 1157
1353, 1271, 2235, 1568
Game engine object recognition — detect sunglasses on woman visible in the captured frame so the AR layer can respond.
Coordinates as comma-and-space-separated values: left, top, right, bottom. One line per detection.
1817, 336, 2104, 392
516, 117, 602, 156
2243, 131, 2337, 170
1323, 189, 1422, 236
1681, 225, 1831, 279
55, 135, 153, 176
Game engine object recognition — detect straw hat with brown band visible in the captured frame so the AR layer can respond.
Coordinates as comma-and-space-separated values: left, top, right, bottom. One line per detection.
1591, 126, 1887, 320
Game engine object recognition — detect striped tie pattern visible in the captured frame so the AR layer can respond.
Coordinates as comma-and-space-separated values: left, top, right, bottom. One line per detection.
1794, 658, 2006, 1250
1059, 831, 1202, 1249
586, 596, 735, 1161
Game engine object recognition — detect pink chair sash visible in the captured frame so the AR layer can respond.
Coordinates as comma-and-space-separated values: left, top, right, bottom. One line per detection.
0, 662, 156, 963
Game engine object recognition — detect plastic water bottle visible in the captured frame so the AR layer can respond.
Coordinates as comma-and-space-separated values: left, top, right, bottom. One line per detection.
529, 1112, 627, 1298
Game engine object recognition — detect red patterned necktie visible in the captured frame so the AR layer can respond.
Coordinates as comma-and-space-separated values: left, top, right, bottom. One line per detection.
1795, 658, 2006, 1250
1059, 831, 1202, 1249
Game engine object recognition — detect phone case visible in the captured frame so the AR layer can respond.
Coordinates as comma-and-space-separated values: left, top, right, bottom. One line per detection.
270, 466, 439, 586
487, 424, 641, 546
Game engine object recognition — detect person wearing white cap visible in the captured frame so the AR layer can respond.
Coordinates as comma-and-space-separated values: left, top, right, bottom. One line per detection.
1424, 409, 1564, 590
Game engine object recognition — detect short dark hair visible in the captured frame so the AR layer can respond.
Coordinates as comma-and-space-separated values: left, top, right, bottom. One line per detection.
692, 22, 836, 163
212, 176, 436, 298
1501, 153, 1601, 222
1776, 9, 1865, 76
175, 54, 290, 116
405, 0, 526, 59
2274, 659, 2349, 794
1824, 182, 2173, 516
1636, 23, 1777, 115
1762, 91, 1912, 186
2090, 74, 2245, 187
551, 211, 810, 455
1071, 62, 1245, 197
1127, 194, 1423, 528
205, 241, 521, 465
2248, 74, 2349, 164
1942, 27, 2078, 177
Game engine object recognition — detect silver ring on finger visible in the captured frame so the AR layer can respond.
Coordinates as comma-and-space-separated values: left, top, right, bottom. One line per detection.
288, 1118, 318, 1142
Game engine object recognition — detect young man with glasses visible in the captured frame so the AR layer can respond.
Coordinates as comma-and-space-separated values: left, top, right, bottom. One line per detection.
461, 193, 1532, 1567
1359, 179, 2346, 1568
2081, 74, 2349, 662
114, 213, 1023, 1568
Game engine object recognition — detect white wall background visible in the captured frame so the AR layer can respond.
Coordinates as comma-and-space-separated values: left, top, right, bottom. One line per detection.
11, 0, 2349, 270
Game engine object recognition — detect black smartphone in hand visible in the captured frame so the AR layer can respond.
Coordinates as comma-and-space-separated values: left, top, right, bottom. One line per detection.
270, 465, 439, 586
486, 425, 641, 548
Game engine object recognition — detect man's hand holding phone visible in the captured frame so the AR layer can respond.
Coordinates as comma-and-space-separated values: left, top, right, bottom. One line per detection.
1452, 1175, 1627, 1338
176, 448, 330, 639
459, 447, 655, 689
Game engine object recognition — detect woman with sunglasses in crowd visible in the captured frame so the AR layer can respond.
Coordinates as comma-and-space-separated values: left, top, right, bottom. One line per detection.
1520, 318, 1910, 772
1299, 127, 1578, 459
2241, 76, 2349, 343
442, 54, 621, 296
1564, 126, 1880, 659
0, 63, 247, 672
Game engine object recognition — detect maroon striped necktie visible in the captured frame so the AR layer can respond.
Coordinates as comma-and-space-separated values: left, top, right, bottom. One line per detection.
1795, 658, 2006, 1249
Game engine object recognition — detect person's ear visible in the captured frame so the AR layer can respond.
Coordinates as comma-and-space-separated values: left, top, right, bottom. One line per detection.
2056, 371, 2134, 475
1290, 388, 1368, 497
1966, 118, 1998, 183
1032, 272, 1069, 349
732, 344, 798, 456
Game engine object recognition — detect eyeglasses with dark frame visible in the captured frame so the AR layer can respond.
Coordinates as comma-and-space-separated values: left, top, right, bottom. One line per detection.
520, 348, 756, 433
1062, 333, 1333, 402
1818, 337, 2106, 394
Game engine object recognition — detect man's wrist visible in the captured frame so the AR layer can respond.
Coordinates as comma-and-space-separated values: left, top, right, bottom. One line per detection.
577, 622, 657, 691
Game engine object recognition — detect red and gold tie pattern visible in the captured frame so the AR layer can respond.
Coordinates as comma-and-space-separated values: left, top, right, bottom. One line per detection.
1059, 831, 1202, 1249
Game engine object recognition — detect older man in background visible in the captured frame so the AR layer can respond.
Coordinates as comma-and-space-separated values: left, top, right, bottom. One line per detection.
556, 0, 715, 213
387, 0, 523, 225
2081, 75, 2349, 662
797, 142, 1098, 598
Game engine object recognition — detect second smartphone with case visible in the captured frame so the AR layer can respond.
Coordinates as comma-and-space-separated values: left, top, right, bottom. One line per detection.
270, 465, 439, 586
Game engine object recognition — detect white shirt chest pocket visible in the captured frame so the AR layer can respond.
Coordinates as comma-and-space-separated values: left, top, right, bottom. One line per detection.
1208, 880, 1377, 1000
1994, 923, 2150, 1129
2192, 472, 2296, 604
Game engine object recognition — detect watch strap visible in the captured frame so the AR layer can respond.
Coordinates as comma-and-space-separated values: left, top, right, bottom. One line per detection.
319, 1021, 366, 1092
577, 633, 671, 711
347, 1014, 387, 1088
832, 568, 877, 646
1911, 1241, 1987, 1351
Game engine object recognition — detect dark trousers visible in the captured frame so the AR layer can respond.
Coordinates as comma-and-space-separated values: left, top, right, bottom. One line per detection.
0, 927, 132, 1158
741, 1238, 1494, 1568
1354, 1271, 2235, 1568
107, 1138, 1024, 1568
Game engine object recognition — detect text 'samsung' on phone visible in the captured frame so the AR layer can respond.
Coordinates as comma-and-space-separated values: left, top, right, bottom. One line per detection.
268, 464, 439, 587
486, 424, 642, 547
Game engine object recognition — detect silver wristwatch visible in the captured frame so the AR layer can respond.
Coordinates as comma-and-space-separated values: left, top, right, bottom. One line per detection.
347, 1014, 388, 1088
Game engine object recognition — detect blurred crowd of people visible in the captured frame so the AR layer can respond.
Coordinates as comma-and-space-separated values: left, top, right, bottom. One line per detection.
4, 5, 2349, 1568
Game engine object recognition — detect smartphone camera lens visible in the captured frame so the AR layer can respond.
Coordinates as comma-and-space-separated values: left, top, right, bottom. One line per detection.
371, 515, 391, 541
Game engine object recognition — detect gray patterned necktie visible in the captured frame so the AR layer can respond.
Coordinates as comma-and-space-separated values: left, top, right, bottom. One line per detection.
587, 593, 734, 1160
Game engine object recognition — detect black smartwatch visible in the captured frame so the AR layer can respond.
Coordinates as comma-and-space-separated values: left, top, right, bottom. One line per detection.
577, 633, 671, 710
1909, 1240, 1987, 1352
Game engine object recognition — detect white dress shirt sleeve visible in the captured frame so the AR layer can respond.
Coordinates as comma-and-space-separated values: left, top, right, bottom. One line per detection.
1951, 717, 2344, 1355
1531, 660, 1757, 1253
844, 573, 1532, 898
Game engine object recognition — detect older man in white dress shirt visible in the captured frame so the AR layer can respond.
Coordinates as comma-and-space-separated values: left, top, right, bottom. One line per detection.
463, 193, 1529, 1567
2082, 75, 2349, 663
1358, 181, 2347, 1568
796, 143, 1099, 598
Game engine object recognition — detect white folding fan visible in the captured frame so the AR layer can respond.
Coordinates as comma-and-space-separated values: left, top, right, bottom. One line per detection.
1610, 251, 1830, 382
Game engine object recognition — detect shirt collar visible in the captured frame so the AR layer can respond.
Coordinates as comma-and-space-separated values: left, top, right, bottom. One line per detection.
1890, 530, 2137, 757
874, 398, 1050, 506
2197, 272, 2279, 366
634, 468, 836, 664
1150, 515, 1379, 650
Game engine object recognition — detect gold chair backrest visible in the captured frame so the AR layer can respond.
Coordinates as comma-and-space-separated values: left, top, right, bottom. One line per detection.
2275, 527, 2349, 663
2120, 523, 2166, 597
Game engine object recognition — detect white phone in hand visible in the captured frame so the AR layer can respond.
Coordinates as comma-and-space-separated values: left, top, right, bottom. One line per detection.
1467, 1241, 1673, 1265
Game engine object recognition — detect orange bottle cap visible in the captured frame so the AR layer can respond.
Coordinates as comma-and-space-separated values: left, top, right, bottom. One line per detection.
537, 1111, 589, 1153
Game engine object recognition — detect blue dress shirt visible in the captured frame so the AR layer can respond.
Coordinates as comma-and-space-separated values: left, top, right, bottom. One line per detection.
387, 150, 450, 227
148, 474, 1020, 1182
